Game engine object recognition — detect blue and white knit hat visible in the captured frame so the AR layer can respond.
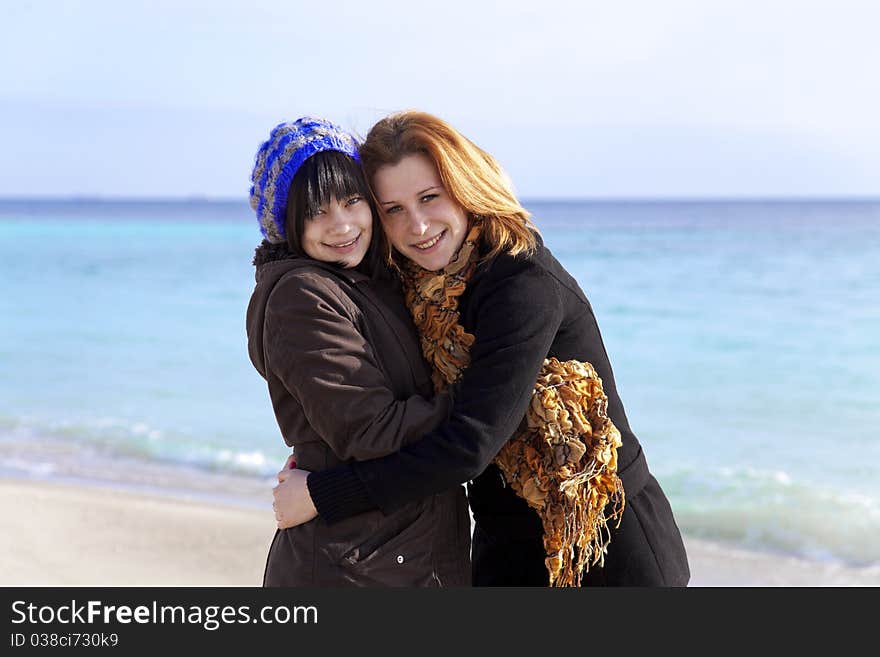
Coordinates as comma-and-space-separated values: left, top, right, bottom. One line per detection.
249, 117, 361, 243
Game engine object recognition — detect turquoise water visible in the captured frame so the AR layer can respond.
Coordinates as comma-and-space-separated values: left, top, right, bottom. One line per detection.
2, 198, 878, 566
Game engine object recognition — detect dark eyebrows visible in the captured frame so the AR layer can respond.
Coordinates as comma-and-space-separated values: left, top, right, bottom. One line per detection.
380, 185, 442, 206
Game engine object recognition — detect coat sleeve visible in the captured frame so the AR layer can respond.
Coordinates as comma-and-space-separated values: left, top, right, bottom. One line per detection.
309, 258, 567, 518
264, 271, 450, 463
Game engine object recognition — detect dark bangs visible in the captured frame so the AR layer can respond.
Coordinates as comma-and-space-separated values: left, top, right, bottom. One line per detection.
293, 150, 370, 218
284, 150, 384, 274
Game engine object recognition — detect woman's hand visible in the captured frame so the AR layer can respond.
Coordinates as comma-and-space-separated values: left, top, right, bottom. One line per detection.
273, 466, 317, 529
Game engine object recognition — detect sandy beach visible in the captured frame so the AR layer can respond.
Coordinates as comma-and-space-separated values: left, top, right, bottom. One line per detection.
2, 476, 878, 587
0, 478, 271, 587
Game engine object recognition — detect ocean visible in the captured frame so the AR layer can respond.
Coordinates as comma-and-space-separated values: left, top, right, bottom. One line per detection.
1, 198, 878, 569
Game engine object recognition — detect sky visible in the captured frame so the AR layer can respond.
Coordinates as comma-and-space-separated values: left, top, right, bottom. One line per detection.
1, 0, 878, 199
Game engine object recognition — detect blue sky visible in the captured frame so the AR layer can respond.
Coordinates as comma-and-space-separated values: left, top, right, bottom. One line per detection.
1, 0, 878, 199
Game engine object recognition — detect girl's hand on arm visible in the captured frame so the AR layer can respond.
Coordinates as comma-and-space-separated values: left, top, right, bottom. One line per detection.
273, 468, 317, 529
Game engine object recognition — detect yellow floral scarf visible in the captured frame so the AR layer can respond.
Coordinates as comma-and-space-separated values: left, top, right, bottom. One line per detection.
398, 221, 625, 587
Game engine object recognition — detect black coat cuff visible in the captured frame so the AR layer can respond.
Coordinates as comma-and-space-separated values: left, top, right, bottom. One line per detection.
306, 465, 375, 524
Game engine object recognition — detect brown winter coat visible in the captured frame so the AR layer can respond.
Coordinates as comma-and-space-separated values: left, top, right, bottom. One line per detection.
246, 242, 471, 586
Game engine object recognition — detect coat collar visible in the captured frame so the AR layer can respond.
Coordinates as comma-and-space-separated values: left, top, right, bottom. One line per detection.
252, 240, 371, 285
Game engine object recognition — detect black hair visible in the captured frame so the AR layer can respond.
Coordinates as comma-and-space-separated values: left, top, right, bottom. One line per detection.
283, 150, 383, 275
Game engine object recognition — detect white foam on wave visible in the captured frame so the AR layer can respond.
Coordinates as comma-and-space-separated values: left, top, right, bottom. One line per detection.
216, 449, 268, 472
657, 462, 880, 567
1, 415, 287, 479
0, 457, 56, 477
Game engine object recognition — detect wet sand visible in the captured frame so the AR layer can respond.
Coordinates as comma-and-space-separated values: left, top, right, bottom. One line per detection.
2, 477, 878, 587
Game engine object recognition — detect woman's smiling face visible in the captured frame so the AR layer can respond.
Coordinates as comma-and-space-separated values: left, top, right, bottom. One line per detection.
371, 153, 469, 271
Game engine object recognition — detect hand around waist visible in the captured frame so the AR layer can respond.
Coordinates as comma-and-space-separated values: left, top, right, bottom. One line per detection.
273, 459, 318, 529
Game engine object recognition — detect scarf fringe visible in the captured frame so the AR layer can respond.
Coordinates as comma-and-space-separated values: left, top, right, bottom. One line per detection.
496, 357, 626, 587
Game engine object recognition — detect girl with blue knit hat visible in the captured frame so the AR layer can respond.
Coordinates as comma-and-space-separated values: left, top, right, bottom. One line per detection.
245, 116, 470, 586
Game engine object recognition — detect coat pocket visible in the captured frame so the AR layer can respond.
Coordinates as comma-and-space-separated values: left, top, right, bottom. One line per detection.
337, 499, 439, 587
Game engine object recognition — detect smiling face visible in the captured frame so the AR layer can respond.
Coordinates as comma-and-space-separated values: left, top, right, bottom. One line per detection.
371, 153, 469, 271
300, 193, 373, 268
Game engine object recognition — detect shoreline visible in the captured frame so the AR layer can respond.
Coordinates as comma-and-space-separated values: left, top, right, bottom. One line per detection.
2, 475, 879, 587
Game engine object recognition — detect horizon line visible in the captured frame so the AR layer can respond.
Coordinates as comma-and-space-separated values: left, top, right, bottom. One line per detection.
1, 194, 879, 204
